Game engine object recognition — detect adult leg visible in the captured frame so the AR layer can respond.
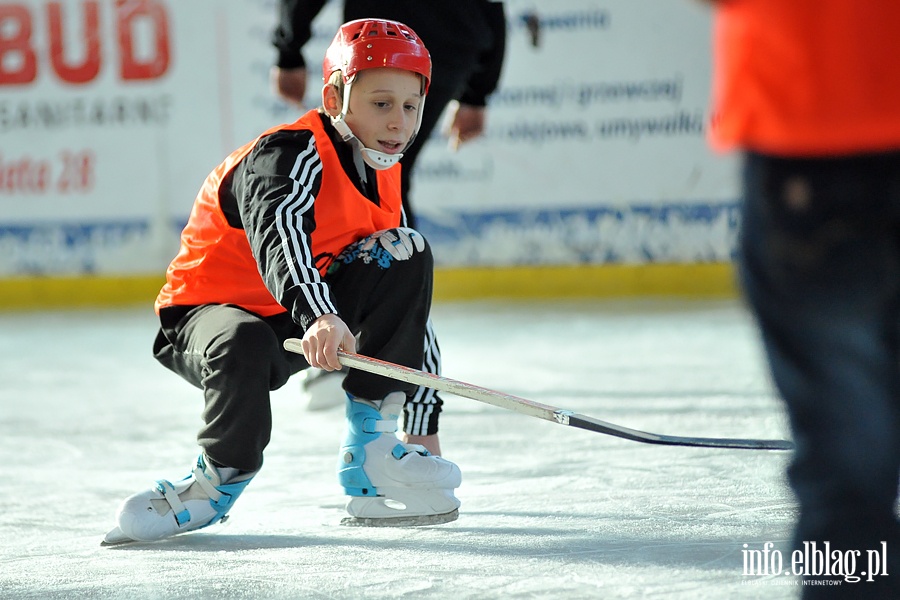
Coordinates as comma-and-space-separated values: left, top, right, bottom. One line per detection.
739, 152, 900, 595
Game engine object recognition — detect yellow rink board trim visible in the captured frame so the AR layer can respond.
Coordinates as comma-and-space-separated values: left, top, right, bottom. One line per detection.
0, 263, 737, 311
0, 275, 166, 311
433, 263, 738, 301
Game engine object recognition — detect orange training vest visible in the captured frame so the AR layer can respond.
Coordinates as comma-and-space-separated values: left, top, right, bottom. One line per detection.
709, 0, 900, 155
155, 110, 402, 316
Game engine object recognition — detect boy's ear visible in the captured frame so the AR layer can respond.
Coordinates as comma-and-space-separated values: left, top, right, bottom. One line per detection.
322, 84, 342, 117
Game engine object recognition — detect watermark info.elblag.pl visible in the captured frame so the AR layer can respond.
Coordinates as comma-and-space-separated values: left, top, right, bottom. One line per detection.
742, 541, 889, 587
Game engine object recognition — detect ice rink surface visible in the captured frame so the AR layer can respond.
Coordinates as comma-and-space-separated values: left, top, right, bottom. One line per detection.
0, 298, 799, 599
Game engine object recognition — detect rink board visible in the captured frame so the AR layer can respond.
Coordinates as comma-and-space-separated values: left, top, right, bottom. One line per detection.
0, 0, 738, 298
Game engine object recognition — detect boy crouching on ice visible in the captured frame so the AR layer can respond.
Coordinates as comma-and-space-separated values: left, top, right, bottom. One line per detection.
103, 19, 460, 545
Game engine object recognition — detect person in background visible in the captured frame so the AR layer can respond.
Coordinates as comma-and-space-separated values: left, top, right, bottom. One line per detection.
271, 0, 506, 229
102, 19, 461, 546
271, 0, 506, 409
704, 1, 900, 596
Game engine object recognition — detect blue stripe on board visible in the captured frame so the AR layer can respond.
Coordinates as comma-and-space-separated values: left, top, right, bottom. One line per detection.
0, 220, 150, 275
1, 201, 741, 276
417, 202, 741, 265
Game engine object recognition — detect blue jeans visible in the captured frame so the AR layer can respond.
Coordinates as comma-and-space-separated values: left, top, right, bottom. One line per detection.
739, 151, 900, 597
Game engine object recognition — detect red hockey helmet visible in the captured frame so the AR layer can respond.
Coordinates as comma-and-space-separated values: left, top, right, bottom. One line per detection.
323, 19, 432, 94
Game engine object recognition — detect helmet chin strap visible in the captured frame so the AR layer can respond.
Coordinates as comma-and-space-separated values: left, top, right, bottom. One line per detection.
331, 115, 403, 170
328, 77, 425, 171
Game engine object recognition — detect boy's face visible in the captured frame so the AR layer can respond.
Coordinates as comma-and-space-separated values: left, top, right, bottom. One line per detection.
333, 68, 424, 154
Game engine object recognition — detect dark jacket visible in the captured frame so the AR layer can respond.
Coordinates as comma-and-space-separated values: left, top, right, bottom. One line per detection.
272, 0, 506, 106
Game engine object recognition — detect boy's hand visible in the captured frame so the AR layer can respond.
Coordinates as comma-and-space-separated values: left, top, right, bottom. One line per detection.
302, 314, 356, 371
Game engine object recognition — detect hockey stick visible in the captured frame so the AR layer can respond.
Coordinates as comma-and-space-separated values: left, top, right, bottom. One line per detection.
283, 339, 793, 451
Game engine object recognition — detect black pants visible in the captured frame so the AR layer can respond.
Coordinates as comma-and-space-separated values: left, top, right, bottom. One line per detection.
740, 151, 900, 597
152, 228, 441, 472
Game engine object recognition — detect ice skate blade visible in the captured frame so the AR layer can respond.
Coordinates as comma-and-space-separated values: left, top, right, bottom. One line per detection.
100, 515, 231, 546
340, 509, 459, 528
101, 526, 137, 547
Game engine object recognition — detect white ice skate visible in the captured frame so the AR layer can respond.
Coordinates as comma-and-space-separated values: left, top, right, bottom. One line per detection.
338, 392, 462, 527
101, 455, 255, 546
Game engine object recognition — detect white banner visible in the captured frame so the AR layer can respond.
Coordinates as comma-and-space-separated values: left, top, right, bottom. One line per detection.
0, 0, 738, 277
411, 0, 739, 265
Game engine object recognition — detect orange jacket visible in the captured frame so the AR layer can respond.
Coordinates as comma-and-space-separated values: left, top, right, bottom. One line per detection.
709, 0, 900, 155
155, 110, 402, 317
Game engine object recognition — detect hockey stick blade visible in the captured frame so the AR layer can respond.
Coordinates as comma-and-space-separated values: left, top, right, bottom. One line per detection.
283, 339, 793, 451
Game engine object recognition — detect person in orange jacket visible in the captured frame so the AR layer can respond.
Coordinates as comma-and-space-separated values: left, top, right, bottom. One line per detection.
705, 1, 900, 596
102, 19, 461, 546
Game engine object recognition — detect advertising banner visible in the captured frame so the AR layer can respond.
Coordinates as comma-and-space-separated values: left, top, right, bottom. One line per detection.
411, 0, 739, 265
0, 0, 738, 278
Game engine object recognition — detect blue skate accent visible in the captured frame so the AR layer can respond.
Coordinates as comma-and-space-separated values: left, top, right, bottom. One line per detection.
337, 395, 382, 497
196, 455, 254, 529
155, 456, 254, 530
203, 477, 253, 527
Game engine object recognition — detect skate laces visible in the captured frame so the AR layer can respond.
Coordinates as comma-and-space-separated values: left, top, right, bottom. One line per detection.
150, 463, 224, 527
